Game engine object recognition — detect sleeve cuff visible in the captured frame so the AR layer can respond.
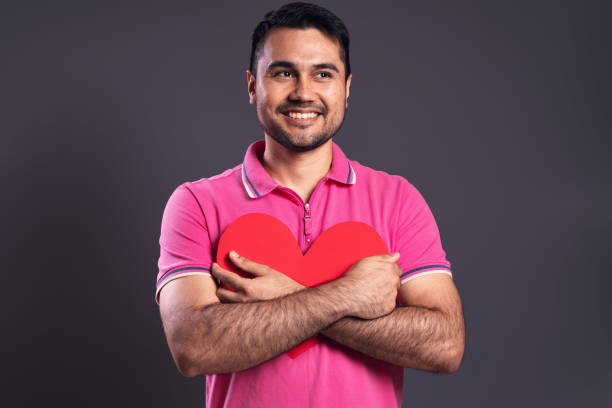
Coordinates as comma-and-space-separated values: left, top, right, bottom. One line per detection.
400, 264, 452, 284
155, 266, 212, 304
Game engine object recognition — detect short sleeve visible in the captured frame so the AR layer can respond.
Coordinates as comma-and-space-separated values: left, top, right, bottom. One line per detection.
393, 180, 452, 284
155, 183, 214, 304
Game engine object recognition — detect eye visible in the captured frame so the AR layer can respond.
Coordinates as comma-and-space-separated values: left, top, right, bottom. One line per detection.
274, 71, 292, 78
317, 72, 332, 78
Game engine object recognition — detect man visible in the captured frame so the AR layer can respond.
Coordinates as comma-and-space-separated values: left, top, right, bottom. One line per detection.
156, 2, 464, 407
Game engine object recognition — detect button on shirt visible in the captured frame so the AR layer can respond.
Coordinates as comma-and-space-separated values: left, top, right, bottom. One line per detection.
156, 140, 452, 408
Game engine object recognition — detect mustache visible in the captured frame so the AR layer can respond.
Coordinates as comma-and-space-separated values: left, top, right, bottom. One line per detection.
276, 103, 327, 115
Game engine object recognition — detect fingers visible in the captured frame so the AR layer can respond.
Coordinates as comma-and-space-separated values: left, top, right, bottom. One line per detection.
366, 252, 401, 262
211, 262, 247, 291
364, 253, 402, 276
387, 252, 400, 262
387, 253, 402, 276
229, 251, 270, 276
216, 287, 247, 303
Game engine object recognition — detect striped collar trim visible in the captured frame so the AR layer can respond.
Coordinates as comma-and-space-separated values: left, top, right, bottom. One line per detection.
327, 141, 357, 185
241, 140, 356, 199
241, 161, 261, 198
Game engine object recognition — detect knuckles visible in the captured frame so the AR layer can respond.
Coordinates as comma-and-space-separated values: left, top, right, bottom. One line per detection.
242, 286, 256, 299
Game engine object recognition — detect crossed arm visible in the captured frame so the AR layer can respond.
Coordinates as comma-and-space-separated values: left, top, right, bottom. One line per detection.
158, 251, 464, 377
320, 278, 464, 373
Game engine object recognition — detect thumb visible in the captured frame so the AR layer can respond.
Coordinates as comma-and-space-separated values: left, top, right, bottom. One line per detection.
229, 250, 268, 276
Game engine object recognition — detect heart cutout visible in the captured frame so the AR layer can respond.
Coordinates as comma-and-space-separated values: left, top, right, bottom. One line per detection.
217, 213, 388, 358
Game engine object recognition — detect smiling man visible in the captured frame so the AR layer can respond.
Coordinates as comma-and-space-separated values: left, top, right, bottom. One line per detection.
156, 2, 464, 407
251, 26, 348, 153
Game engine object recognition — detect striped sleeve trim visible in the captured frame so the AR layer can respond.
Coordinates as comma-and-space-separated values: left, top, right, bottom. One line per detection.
400, 265, 452, 284
155, 266, 212, 304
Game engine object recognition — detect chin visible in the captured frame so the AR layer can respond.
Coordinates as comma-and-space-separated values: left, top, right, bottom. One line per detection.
275, 134, 332, 152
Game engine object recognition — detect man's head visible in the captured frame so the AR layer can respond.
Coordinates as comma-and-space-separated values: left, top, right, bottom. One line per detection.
247, 2, 352, 152
249, 2, 351, 81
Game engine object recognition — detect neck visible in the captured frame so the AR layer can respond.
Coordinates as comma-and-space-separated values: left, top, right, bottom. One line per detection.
261, 135, 333, 203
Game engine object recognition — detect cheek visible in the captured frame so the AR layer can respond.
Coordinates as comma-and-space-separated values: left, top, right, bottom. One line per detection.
257, 82, 287, 105
326, 88, 347, 106
255, 84, 271, 104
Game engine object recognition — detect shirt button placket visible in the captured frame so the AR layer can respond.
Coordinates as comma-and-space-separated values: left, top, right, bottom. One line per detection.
304, 202, 312, 245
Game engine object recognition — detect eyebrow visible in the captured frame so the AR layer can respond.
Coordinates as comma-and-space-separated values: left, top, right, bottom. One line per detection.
313, 63, 340, 73
265, 60, 340, 74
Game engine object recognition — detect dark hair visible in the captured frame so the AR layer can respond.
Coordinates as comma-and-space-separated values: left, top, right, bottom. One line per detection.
249, 2, 351, 80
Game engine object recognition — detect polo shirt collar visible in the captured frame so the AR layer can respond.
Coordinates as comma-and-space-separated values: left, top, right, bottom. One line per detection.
241, 139, 356, 199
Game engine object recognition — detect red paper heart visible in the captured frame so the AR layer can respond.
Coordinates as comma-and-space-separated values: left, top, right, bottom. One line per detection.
216, 213, 388, 358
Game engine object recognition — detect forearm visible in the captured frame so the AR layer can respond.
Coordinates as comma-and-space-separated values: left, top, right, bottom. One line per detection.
171, 284, 349, 376
321, 305, 464, 373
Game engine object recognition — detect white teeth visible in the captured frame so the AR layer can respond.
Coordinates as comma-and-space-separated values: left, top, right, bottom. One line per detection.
288, 112, 318, 119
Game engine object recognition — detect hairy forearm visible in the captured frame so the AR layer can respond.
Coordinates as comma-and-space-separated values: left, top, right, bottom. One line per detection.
170, 284, 349, 376
321, 305, 465, 373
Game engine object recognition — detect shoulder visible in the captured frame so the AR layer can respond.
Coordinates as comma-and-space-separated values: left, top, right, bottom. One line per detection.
161, 164, 243, 220
161, 163, 244, 233
350, 159, 421, 198
170, 163, 243, 202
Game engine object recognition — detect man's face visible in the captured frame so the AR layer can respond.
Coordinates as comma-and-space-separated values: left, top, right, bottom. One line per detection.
248, 27, 352, 152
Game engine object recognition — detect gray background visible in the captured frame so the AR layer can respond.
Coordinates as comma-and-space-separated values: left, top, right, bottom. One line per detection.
2, 0, 610, 406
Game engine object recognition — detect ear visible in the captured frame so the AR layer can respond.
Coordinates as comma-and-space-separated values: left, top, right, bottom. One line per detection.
345, 73, 352, 108
247, 70, 256, 105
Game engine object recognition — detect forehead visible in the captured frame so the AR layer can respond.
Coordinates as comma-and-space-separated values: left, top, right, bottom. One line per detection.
258, 27, 344, 72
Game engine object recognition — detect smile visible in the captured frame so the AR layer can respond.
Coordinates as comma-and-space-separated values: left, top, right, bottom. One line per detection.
282, 111, 322, 124
287, 112, 319, 119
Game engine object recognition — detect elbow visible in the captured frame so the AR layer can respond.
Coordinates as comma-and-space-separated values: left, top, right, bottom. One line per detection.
438, 338, 465, 374
163, 304, 222, 377
175, 352, 202, 378
438, 314, 466, 374
438, 352, 463, 374
171, 343, 204, 378
171, 337, 231, 377
168, 334, 215, 377
174, 347, 220, 377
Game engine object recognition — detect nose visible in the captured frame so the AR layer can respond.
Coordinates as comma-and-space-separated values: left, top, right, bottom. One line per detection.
289, 76, 315, 102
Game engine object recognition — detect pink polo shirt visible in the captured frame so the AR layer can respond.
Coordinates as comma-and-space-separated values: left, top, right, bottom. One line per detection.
156, 140, 451, 408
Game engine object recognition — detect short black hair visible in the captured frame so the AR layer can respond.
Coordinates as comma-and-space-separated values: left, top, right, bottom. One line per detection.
249, 2, 351, 80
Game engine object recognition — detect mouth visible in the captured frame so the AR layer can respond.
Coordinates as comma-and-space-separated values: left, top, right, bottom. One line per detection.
281, 110, 322, 124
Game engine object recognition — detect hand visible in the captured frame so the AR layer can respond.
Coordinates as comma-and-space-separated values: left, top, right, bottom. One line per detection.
334, 253, 402, 320
211, 251, 306, 303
